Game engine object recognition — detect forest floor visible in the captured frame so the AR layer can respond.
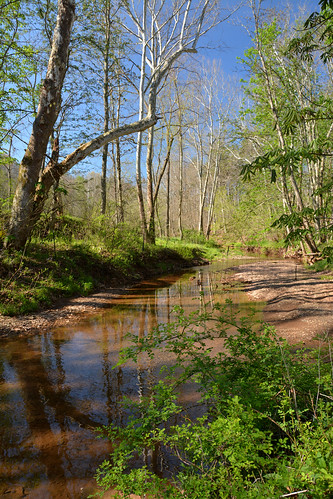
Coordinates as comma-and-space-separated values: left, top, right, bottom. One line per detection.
233, 260, 333, 345
1, 259, 333, 343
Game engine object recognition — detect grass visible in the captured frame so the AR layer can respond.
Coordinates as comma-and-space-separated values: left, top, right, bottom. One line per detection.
156, 237, 225, 261
0, 240, 99, 315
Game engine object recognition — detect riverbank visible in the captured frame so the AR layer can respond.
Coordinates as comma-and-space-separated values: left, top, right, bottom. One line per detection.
0, 238, 215, 338
233, 260, 333, 343
3, 253, 333, 343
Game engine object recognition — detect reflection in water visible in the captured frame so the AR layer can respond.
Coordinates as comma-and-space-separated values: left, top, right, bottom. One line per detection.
0, 259, 264, 497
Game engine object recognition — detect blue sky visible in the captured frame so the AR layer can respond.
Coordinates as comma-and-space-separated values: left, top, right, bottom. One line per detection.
10, 0, 323, 172
203, 0, 321, 76
67, 0, 324, 176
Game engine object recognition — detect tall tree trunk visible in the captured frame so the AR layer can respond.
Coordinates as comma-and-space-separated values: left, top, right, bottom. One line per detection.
166, 155, 170, 238
205, 149, 220, 239
178, 131, 184, 239
101, 2, 111, 215
115, 77, 124, 223
50, 137, 63, 227
111, 141, 119, 218
101, 142, 108, 215
6, 136, 14, 198
146, 124, 155, 243
115, 138, 124, 223
5, 0, 75, 249
135, 0, 149, 244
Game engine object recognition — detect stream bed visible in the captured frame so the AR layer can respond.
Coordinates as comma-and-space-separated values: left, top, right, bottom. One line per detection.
0, 258, 265, 498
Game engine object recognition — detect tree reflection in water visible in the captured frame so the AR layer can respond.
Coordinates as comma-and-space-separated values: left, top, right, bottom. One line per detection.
0, 259, 263, 496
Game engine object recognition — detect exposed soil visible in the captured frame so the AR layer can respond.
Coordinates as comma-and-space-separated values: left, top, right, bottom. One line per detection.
233, 260, 333, 344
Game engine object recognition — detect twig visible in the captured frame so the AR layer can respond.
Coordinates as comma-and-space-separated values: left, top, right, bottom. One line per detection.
280, 491, 308, 497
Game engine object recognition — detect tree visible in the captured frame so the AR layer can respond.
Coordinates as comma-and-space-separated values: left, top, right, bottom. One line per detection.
78, 0, 128, 217
5, 0, 157, 249
0, 1, 38, 155
121, 0, 219, 244
240, 1, 333, 255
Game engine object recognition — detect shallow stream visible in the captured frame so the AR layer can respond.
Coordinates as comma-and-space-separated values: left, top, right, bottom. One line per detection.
0, 258, 265, 498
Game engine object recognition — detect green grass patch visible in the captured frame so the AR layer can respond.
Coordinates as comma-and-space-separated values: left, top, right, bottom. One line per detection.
0, 241, 103, 315
156, 237, 225, 262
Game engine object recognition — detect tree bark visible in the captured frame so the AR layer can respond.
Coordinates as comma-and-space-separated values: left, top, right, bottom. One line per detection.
178, 130, 184, 239
166, 155, 170, 238
115, 138, 124, 223
146, 123, 155, 243
6, 0, 75, 249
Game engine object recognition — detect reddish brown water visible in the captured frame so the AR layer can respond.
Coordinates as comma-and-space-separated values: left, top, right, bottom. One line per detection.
0, 259, 264, 498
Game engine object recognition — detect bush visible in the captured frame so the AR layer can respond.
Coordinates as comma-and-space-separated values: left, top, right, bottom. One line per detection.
94, 303, 333, 498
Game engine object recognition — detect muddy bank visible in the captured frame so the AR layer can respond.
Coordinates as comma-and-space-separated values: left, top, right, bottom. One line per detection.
0, 285, 137, 339
2, 258, 333, 344
0, 252, 209, 339
233, 260, 333, 343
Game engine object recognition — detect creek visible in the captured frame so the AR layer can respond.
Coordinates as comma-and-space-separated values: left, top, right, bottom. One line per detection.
0, 258, 265, 498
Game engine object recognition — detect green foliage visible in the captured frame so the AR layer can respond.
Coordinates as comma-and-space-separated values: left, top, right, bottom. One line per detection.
0, 242, 97, 315
0, 195, 12, 244
238, 11, 333, 256
0, 0, 38, 146
272, 210, 333, 257
300, 3, 333, 63
94, 304, 333, 498
214, 172, 284, 248
182, 229, 208, 245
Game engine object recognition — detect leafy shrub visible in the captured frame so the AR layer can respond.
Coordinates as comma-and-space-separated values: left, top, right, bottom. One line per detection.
33, 214, 89, 241
94, 303, 333, 498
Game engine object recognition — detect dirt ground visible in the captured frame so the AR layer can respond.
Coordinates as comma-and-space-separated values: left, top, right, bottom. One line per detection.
1, 260, 333, 343
233, 260, 333, 344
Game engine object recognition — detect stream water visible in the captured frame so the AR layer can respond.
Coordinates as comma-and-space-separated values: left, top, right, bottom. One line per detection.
0, 258, 265, 498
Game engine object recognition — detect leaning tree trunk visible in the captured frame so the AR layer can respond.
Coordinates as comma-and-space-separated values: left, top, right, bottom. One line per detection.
5, 0, 157, 248
5, 0, 75, 249
31, 116, 157, 230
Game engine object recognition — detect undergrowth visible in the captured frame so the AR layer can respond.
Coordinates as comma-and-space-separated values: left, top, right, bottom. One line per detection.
93, 302, 333, 498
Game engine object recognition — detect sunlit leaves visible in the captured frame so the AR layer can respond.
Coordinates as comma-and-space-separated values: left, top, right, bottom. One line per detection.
0, 0, 38, 150
95, 305, 333, 497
